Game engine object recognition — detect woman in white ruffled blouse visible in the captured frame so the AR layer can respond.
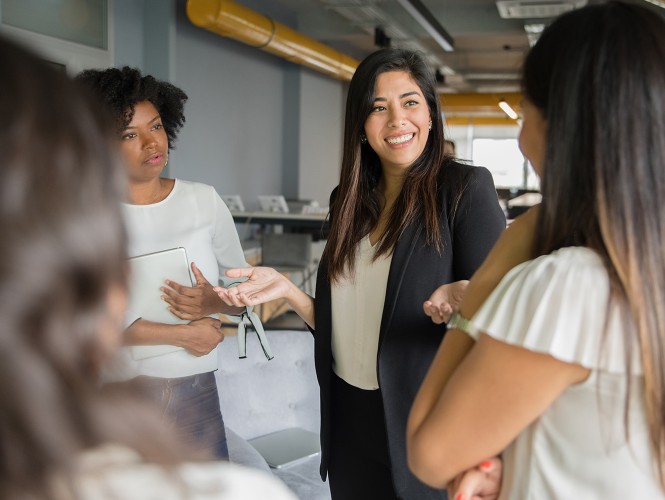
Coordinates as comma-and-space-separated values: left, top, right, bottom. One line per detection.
407, 2, 665, 499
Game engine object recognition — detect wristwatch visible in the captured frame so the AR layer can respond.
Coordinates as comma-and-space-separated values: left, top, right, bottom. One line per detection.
446, 310, 480, 337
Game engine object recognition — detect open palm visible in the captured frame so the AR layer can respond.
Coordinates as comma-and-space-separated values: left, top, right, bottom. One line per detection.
214, 266, 291, 307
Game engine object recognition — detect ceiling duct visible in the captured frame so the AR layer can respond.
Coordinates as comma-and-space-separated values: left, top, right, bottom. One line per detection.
186, 0, 358, 80
395, 0, 455, 52
440, 92, 521, 114
496, 0, 587, 19
441, 92, 523, 127
321, 0, 456, 86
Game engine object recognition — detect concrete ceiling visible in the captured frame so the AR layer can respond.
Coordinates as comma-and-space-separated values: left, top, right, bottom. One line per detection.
262, 0, 662, 94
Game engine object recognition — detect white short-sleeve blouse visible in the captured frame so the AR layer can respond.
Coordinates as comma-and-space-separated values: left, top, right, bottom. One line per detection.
469, 247, 663, 499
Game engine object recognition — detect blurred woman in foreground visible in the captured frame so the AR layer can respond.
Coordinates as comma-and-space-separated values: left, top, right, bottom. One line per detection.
0, 35, 294, 499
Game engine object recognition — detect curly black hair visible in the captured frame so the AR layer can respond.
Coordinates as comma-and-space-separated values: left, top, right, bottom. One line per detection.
75, 66, 187, 148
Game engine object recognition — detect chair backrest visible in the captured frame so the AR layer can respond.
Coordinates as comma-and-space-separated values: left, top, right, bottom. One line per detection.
261, 233, 312, 268
215, 329, 321, 440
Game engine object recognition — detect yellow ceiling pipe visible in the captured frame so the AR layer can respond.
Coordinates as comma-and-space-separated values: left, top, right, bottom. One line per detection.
444, 116, 521, 127
440, 92, 522, 115
186, 0, 359, 81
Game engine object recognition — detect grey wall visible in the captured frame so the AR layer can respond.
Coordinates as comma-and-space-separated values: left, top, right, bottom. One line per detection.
171, 2, 287, 209
112, 0, 143, 69
113, 0, 345, 210
13, 0, 346, 210
298, 69, 344, 205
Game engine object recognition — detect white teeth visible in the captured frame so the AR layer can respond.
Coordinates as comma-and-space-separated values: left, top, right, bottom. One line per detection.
386, 133, 414, 144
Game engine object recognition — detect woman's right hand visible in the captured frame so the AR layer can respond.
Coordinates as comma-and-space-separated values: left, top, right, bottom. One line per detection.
423, 280, 469, 324
214, 266, 317, 329
176, 317, 224, 357
213, 267, 293, 307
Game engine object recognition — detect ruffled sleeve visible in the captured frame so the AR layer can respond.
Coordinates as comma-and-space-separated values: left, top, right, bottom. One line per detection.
469, 246, 639, 374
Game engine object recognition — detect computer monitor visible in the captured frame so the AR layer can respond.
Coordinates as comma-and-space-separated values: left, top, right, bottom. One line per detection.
258, 195, 289, 213
221, 194, 245, 212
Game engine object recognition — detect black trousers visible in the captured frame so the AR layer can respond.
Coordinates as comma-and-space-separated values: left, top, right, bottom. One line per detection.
327, 373, 400, 500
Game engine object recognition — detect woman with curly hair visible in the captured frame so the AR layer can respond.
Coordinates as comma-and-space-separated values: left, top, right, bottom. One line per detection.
76, 67, 248, 460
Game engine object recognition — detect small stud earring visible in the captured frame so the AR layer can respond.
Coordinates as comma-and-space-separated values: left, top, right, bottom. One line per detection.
360, 133, 367, 144
428, 119, 432, 131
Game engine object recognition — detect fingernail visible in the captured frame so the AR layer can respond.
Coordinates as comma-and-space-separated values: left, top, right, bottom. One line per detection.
480, 460, 492, 471
455, 494, 466, 500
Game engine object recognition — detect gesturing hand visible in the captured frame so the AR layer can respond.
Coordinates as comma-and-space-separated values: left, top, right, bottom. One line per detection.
423, 280, 469, 324
176, 317, 224, 357
161, 262, 223, 321
213, 266, 292, 307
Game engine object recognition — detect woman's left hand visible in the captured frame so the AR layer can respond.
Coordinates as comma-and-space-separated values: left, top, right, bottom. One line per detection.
161, 262, 222, 320
423, 280, 469, 324
448, 457, 503, 500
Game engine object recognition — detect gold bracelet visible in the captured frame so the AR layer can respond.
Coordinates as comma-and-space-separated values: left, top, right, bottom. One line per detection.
447, 310, 480, 336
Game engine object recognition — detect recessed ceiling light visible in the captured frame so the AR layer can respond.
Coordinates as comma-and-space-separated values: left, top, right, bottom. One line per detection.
524, 23, 546, 46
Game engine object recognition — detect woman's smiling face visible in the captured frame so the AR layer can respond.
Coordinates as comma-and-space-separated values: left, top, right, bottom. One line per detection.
363, 70, 431, 175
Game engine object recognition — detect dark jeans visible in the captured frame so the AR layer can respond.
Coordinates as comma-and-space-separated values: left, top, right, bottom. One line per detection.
137, 371, 229, 460
328, 373, 399, 500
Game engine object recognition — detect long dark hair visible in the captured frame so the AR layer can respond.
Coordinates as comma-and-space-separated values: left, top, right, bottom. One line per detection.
326, 48, 448, 282
0, 37, 185, 498
524, 1, 665, 485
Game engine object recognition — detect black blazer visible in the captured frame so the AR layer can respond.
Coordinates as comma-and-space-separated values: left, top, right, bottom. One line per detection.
312, 162, 506, 499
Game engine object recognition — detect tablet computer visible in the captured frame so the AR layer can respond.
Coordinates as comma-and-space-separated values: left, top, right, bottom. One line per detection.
127, 247, 193, 360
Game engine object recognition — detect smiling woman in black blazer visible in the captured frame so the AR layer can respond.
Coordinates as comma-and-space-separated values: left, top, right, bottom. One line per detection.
216, 48, 506, 500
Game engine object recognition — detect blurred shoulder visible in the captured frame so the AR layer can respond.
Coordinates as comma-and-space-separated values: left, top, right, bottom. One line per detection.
72, 444, 298, 500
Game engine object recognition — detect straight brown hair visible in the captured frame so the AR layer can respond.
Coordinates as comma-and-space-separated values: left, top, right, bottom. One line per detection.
325, 48, 450, 283
524, 2, 665, 487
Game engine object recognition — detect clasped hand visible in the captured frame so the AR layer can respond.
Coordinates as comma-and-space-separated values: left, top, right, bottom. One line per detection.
161, 262, 221, 320
179, 316, 224, 357
448, 457, 502, 500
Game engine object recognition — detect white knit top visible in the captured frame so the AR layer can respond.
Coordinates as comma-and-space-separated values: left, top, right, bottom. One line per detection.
113, 179, 247, 379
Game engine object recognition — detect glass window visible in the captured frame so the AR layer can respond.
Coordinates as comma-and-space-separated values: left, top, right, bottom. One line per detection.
1, 0, 107, 49
472, 138, 539, 190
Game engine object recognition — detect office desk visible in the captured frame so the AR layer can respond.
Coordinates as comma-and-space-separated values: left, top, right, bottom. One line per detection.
222, 214, 325, 332
231, 211, 329, 237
